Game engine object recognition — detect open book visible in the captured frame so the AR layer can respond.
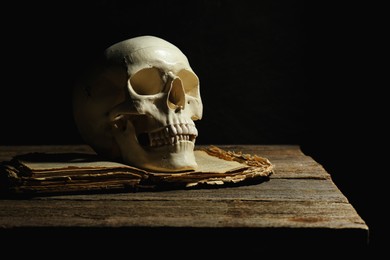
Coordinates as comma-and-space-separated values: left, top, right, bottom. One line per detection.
0, 145, 273, 197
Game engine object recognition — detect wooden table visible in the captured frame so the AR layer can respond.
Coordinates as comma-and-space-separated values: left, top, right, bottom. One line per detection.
0, 145, 368, 254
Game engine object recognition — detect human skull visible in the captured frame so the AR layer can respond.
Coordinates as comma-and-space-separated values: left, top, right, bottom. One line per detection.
72, 35, 203, 172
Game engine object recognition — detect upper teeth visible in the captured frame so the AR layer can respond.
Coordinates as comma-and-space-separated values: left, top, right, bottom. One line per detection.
148, 123, 198, 147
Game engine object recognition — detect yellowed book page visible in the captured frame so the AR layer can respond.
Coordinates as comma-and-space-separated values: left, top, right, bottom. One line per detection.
194, 150, 248, 173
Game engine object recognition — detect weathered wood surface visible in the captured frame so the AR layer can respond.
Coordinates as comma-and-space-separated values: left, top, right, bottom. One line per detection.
0, 145, 368, 248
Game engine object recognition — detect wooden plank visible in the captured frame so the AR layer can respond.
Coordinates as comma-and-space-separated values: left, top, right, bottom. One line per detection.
0, 200, 364, 230
0, 145, 369, 249
0, 192, 364, 229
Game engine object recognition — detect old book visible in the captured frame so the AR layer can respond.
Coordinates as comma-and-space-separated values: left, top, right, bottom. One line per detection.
0, 145, 273, 197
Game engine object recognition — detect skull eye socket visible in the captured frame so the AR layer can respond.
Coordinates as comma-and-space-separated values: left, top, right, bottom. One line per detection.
130, 67, 164, 95
177, 69, 199, 97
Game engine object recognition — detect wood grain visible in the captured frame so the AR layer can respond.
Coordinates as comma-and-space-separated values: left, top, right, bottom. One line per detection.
0, 145, 369, 249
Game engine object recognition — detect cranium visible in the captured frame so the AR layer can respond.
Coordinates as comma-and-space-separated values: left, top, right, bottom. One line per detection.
72, 35, 203, 172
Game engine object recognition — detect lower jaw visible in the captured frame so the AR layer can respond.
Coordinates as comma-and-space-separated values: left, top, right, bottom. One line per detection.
138, 141, 197, 172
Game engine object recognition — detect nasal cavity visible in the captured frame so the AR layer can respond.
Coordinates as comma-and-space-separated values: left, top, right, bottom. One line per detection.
167, 78, 186, 110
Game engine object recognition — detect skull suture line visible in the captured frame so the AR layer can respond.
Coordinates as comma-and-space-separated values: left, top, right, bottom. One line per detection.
72, 35, 203, 172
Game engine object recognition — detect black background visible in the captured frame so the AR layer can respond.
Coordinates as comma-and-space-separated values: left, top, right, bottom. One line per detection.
0, 0, 385, 253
